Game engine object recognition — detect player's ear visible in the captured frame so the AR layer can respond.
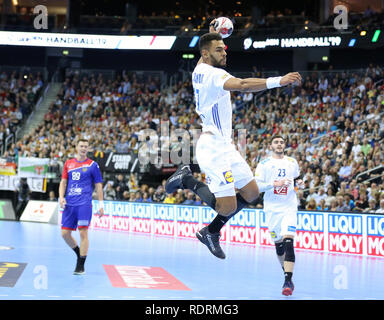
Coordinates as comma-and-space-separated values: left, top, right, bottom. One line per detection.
201, 48, 209, 60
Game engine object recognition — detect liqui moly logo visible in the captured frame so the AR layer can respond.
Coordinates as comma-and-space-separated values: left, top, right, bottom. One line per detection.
201, 207, 217, 224
153, 205, 175, 220
328, 234, 363, 254
109, 201, 130, 217
367, 215, 384, 236
111, 216, 130, 231
176, 221, 200, 238
153, 220, 175, 236
229, 226, 257, 244
176, 206, 199, 223
258, 210, 268, 228
328, 213, 362, 234
295, 230, 324, 250
230, 209, 256, 227
367, 215, 384, 257
259, 227, 274, 246
131, 203, 151, 219
297, 212, 323, 232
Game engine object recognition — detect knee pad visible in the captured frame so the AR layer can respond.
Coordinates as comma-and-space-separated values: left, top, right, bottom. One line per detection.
275, 241, 285, 256
283, 238, 295, 262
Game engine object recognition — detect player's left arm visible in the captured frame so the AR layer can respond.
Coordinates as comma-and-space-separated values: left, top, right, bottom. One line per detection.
293, 160, 304, 189
94, 182, 104, 217
92, 162, 104, 217
223, 72, 302, 92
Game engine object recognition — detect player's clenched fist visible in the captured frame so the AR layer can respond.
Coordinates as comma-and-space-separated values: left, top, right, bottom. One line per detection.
280, 72, 302, 86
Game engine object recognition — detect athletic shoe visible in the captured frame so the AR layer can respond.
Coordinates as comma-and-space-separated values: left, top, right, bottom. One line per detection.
165, 165, 192, 194
73, 259, 85, 275
282, 280, 294, 296
196, 226, 226, 259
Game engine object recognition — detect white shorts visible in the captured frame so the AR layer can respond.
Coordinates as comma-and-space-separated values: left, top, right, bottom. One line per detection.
195, 133, 254, 197
266, 210, 297, 242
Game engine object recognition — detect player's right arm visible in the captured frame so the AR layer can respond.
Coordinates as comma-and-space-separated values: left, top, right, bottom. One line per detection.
59, 178, 67, 208
59, 160, 69, 208
223, 72, 302, 92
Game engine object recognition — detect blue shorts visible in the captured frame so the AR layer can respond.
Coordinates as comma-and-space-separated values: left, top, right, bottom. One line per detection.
61, 204, 92, 231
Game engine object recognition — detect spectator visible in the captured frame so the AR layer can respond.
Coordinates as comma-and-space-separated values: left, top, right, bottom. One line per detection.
114, 174, 129, 200
182, 191, 195, 205
104, 182, 116, 200
335, 196, 350, 212
376, 199, 384, 214
324, 188, 337, 208
316, 199, 328, 211
153, 186, 166, 202
306, 198, 317, 210
354, 192, 369, 212
163, 193, 176, 204
364, 199, 377, 213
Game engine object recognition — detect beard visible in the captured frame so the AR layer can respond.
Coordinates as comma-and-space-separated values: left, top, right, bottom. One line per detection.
271, 147, 284, 155
210, 55, 226, 68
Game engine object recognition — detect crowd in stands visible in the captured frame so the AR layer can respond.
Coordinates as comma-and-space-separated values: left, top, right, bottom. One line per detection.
0, 70, 44, 155
2, 62, 384, 214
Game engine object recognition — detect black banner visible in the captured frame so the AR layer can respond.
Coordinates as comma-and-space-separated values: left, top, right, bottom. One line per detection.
91, 151, 140, 173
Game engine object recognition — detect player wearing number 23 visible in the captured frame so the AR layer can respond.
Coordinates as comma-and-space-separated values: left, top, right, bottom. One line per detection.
254, 135, 304, 296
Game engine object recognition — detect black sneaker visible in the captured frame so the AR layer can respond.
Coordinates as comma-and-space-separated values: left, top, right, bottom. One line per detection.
196, 226, 226, 259
165, 165, 192, 194
73, 259, 85, 275
282, 280, 294, 296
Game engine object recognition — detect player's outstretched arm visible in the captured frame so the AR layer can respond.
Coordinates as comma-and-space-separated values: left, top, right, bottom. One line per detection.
223, 72, 302, 92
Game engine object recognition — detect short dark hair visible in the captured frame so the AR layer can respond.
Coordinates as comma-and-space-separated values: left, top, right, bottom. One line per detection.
77, 138, 89, 145
270, 135, 287, 144
199, 33, 223, 53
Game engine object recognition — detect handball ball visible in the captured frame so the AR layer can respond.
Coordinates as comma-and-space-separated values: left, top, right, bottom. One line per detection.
213, 17, 234, 39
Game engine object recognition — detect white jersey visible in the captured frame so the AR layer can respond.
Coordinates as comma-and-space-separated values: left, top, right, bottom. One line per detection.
192, 63, 234, 141
255, 156, 300, 212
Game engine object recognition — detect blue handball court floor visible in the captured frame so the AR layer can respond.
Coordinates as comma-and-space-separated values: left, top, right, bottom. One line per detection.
0, 220, 383, 301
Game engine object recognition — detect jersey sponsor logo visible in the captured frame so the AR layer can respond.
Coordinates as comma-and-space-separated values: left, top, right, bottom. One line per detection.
68, 186, 82, 196
274, 186, 288, 195
270, 231, 277, 239
223, 170, 234, 184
